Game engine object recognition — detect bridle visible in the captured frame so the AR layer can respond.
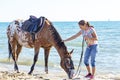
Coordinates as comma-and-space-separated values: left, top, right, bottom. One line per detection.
63, 57, 74, 72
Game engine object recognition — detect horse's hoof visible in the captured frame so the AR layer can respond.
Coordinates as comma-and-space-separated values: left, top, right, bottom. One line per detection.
45, 71, 48, 74
14, 70, 19, 73
45, 68, 48, 74
28, 72, 32, 75
17, 71, 20, 73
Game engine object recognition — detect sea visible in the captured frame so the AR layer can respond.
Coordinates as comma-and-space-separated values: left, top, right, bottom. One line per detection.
0, 21, 120, 79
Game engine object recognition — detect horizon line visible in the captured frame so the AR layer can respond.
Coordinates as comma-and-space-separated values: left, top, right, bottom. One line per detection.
0, 20, 120, 23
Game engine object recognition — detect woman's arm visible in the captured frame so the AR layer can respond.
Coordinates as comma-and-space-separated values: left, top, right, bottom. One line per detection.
90, 28, 98, 40
63, 31, 82, 42
91, 31, 98, 40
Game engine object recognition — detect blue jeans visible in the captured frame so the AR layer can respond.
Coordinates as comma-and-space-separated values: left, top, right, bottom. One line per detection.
84, 44, 98, 67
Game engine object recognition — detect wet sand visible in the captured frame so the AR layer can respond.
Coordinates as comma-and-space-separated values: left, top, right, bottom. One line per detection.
0, 63, 120, 80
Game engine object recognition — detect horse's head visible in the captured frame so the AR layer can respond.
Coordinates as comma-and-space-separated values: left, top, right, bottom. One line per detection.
61, 49, 75, 79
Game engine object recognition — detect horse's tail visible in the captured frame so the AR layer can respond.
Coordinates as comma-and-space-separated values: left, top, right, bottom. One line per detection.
8, 40, 12, 60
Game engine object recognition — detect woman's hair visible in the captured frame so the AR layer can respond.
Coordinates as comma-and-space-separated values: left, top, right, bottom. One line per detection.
78, 20, 94, 28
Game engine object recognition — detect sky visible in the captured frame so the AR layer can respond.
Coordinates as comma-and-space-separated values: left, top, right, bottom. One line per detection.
0, 0, 120, 22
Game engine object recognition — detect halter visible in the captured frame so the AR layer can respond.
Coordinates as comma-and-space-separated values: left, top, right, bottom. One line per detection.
63, 57, 74, 71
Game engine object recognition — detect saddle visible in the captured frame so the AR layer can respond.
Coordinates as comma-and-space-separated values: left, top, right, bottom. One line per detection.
21, 15, 45, 42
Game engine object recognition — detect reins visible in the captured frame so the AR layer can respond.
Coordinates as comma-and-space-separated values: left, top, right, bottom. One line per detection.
73, 37, 85, 78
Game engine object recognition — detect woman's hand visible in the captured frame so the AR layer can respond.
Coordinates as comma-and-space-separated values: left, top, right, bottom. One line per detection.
62, 40, 66, 42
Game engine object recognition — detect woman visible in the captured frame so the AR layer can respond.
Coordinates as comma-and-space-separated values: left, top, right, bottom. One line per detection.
63, 20, 98, 79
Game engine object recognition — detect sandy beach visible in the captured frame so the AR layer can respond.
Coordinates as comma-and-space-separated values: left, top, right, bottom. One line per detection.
0, 63, 67, 80
0, 63, 120, 80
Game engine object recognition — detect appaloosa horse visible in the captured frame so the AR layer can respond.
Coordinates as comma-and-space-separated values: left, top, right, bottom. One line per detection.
7, 18, 75, 79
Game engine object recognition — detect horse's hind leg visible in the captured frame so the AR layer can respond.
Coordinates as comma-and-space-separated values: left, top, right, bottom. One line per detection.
28, 47, 40, 74
11, 40, 19, 72
16, 43, 22, 60
44, 47, 51, 74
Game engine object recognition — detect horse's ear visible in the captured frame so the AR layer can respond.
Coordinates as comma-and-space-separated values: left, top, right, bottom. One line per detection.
70, 49, 74, 54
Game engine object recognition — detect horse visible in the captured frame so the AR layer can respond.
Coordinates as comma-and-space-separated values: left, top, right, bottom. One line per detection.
7, 18, 75, 79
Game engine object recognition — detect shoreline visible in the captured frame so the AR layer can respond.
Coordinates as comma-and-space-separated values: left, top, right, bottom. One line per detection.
0, 63, 120, 80
0, 63, 67, 80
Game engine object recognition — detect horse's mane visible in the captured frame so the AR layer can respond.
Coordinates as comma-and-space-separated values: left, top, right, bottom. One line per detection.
47, 19, 67, 52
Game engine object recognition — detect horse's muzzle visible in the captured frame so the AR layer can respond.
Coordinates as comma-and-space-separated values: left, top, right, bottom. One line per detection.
68, 69, 75, 79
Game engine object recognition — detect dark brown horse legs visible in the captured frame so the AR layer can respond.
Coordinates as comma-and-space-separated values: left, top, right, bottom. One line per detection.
14, 62, 19, 72
14, 44, 22, 73
28, 48, 39, 74
11, 40, 19, 73
12, 51, 19, 73
16, 44, 22, 60
44, 47, 50, 74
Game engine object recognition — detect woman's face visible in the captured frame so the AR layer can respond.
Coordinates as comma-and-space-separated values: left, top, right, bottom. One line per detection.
79, 24, 86, 30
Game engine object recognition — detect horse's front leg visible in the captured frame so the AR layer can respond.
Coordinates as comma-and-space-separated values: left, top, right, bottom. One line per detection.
28, 47, 40, 74
44, 47, 51, 74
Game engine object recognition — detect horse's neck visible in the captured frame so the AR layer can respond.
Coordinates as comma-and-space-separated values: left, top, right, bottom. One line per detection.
45, 21, 68, 59
54, 42, 67, 59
